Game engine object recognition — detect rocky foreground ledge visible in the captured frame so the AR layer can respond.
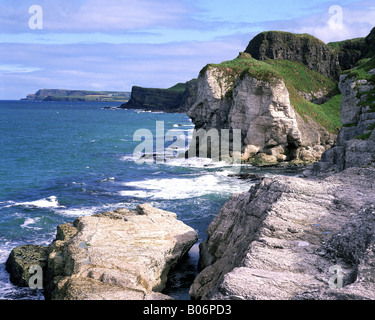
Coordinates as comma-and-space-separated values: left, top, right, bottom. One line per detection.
6, 204, 198, 300
190, 167, 375, 300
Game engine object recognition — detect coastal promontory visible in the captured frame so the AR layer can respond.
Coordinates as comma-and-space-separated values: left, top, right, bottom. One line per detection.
189, 28, 375, 300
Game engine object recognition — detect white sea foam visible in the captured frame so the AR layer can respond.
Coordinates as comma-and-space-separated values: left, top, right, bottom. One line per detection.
54, 203, 121, 218
21, 217, 42, 230
14, 196, 65, 209
55, 206, 101, 218
164, 157, 230, 169
119, 173, 250, 201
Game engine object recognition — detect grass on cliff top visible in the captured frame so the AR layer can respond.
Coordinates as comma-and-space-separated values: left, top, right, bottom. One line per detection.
258, 31, 326, 46
327, 37, 365, 54
168, 82, 187, 93
201, 53, 341, 134
200, 52, 282, 88
343, 55, 375, 82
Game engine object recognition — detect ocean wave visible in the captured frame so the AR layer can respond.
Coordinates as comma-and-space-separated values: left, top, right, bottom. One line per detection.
119, 173, 250, 201
5, 196, 65, 209
163, 157, 231, 169
54, 206, 101, 218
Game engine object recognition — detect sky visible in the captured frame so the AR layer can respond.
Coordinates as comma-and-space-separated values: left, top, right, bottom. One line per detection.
0, 0, 374, 100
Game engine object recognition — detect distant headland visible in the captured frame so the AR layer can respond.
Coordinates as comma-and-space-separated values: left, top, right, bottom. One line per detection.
21, 89, 131, 102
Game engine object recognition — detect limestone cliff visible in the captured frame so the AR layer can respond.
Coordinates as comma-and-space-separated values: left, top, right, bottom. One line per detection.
121, 79, 197, 113
189, 32, 375, 301
187, 53, 337, 166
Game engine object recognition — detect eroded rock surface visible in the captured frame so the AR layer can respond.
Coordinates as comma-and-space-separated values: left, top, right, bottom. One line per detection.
190, 168, 375, 300
7, 204, 198, 300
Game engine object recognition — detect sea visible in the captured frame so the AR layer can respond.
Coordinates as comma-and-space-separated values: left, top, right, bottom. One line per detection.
0, 100, 304, 300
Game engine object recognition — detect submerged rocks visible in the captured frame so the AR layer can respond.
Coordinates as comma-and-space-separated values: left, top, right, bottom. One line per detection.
6, 204, 198, 300
190, 167, 375, 300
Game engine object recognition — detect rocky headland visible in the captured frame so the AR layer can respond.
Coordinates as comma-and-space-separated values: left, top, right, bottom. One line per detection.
6, 204, 198, 300
22, 89, 131, 103
120, 79, 198, 113
189, 28, 375, 300
187, 28, 375, 167
190, 167, 375, 300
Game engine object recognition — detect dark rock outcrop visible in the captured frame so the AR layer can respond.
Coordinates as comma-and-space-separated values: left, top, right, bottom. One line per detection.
121, 79, 198, 113
327, 27, 375, 72
5, 245, 48, 288
312, 62, 375, 174
245, 31, 340, 79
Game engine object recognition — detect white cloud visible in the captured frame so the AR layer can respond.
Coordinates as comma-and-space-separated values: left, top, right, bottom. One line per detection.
290, 2, 375, 43
0, 64, 42, 74
0, 40, 241, 99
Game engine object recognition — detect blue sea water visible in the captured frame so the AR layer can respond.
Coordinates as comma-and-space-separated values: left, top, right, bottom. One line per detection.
0, 100, 303, 300
0, 100, 256, 300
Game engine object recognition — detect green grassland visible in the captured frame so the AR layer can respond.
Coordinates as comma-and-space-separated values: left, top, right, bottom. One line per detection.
201, 53, 342, 134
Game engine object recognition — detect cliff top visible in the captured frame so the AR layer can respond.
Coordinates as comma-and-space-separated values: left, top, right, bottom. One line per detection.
200, 52, 341, 134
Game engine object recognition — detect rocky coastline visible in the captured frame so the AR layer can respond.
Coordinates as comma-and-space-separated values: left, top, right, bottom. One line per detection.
7, 27, 375, 301
188, 28, 375, 300
190, 167, 375, 300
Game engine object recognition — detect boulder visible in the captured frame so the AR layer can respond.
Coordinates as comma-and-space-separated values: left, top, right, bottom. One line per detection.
6, 245, 48, 287
7, 204, 198, 300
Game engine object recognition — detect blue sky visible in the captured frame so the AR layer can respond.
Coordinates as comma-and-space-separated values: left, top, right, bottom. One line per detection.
0, 0, 374, 99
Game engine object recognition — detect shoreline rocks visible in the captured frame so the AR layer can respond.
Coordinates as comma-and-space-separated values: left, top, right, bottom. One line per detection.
6, 204, 198, 300
190, 167, 375, 300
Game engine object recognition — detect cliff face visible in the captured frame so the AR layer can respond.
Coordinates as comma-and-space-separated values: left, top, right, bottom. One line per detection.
189, 32, 375, 301
328, 27, 375, 72
313, 57, 375, 174
245, 31, 340, 79
187, 54, 337, 166
121, 79, 197, 113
